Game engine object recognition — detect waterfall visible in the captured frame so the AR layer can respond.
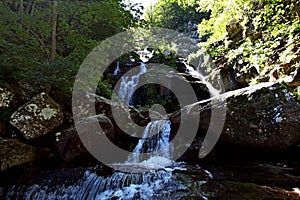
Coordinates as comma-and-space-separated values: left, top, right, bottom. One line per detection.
184, 61, 219, 96
6, 169, 174, 200
118, 62, 147, 105
113, 61, 120, 76
5, 60, 224, 200
6, 120, 178, 200
126, 120, 173, 168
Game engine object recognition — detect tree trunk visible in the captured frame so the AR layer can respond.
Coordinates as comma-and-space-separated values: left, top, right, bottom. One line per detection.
25, 0, 32, 14
19, 0, 24, 15
292, 0, 300, 21
30, 1, 36, 16
50, 1, 57, 62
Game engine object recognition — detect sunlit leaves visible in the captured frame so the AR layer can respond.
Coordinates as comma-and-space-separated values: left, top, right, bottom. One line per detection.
197, 0, 253, 44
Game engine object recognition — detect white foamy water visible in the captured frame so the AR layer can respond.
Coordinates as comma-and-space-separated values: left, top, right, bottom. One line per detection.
184, 61, 219, 96
118, 62, 147, 105
113, 61, 120, 76
126, 120, 173, 169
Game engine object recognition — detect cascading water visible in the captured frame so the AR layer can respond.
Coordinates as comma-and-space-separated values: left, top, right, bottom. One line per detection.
126, 120, 173, 167
5, 120, 184, 200
6, 169, 173, 200
4, 61, 220, 200
113, 61, 120, 76
118, 62, 147, 105
184, 61, 219, 96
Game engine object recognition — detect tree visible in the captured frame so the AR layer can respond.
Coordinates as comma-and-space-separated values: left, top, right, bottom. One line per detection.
0, 0, 139, 98
197, 0, 253, 44
50, 0, 57, 62
144, 0, 209, 33
0, 0, 138, 67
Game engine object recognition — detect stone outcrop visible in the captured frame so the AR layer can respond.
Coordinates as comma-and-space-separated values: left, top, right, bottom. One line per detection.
0, 138, 38, 172
170, 82, 300, 152
55, 115, 114, 162
226, 20, 244, 44
10, 93, 63, 140
220, 82, 300, 152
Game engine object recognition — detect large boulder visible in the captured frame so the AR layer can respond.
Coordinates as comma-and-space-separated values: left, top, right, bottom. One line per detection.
55, 115, 114, 162
10, 93, 63, 140
220, 83, 300, 151
170, 82, 300, 152
0, 138, 38, 172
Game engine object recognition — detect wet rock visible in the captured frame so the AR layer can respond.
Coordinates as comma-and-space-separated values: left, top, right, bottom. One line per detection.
171, 82, 300, 152
81, 115, 115, 141
208, 161, 300, 188
178, 138, 216, 162
55, 115, 114, 162
86, 93, 150, 128
0, 138, 38, 172
10, 93, 63, 140
192, 180, 300, 200
73, 91, 150, 143
179, 73, 211, 101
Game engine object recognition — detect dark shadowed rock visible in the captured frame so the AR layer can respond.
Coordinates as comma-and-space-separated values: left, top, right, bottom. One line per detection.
0, 138, 38, 172
192, 180, 300, 200
0, 120, 8, 138
55, 115, 114, 162
10, 93, 63, 140
226, 20, 244, 45
170, 82, 300, 152
54, 127, 87, 162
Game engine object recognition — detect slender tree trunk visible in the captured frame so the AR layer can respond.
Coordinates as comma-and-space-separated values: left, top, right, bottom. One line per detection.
25, 0, 32, 14
19, 0, 24, 15
292, 0, 300, 21
30, 1, 36, 16
51, 0, 57, 62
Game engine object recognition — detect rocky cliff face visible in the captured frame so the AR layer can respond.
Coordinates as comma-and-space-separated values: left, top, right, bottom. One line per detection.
171, 82, 300, 153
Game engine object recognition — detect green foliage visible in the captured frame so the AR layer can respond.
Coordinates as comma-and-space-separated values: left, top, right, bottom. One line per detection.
0, 0, 139, 99
96, 79, 112, 99
8, 60, 78, 98
198, 0, 300, 83
144, 0, 209, 32
197, 0, 253, 44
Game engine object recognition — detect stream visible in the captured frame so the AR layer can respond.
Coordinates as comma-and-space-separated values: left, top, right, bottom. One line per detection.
2, 62, 300, 199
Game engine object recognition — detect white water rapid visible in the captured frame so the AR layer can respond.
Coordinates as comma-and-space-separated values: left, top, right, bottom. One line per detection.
118, 62, 147, 105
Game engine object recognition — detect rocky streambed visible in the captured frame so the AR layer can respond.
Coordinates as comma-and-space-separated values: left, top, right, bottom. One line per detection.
0, 61, 300, 199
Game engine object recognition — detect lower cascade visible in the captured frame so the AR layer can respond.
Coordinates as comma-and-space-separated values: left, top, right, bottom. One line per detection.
5, 120, 190, 200
126, 120, 173, 165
